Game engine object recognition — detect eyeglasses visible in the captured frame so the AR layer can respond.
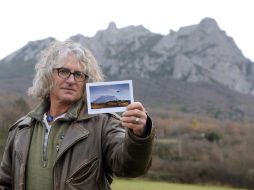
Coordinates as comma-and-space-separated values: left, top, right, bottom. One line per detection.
53, 68, 88, 82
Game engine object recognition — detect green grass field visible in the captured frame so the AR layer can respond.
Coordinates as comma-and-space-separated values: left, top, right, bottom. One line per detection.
111, 179, 244, 190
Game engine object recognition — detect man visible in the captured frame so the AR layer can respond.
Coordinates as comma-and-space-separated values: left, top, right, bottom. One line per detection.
0, 40, 155, 189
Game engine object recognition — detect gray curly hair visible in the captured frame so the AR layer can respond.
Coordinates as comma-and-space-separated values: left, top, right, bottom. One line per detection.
28, 40, 104, 99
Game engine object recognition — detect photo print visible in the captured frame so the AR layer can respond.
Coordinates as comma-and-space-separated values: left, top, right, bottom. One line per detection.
86, 80, 134, 114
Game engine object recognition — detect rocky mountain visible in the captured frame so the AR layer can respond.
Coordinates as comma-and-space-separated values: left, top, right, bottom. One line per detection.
1, 17, 254, 121
69, 18, 254, 95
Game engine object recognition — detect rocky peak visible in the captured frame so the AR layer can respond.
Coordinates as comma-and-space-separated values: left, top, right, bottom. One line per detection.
150, 18, 254, 94
107, 22, 118, 32
95, 22, 152, 41
198, 17, 220, 33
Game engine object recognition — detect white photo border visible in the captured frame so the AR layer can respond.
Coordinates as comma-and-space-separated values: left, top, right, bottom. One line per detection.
86, 80, 134, 114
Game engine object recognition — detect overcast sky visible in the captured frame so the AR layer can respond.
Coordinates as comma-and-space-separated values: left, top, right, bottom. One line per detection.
0, 0, 253, 61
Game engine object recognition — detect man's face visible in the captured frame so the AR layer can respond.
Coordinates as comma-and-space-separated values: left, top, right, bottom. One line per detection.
50, 53, 86, 105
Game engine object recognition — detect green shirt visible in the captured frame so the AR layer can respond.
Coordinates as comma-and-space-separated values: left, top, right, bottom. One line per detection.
26, 99, 84, 190
26, 119, 69, 190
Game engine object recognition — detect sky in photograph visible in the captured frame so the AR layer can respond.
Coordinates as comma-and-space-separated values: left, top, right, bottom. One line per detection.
89, 83, 131, 102
0, 0, 253, 61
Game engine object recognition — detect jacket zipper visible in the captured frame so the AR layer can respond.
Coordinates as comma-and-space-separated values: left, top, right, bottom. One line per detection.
42, 122, 50, 167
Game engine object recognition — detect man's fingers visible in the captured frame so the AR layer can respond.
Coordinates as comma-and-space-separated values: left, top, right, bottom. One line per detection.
121, 101, 148, 137
126, 102, 145, 111
121, 116, 145, 124
122, 109, 145, 118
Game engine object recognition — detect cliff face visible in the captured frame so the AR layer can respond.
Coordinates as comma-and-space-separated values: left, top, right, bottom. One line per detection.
74, 18, 254, 95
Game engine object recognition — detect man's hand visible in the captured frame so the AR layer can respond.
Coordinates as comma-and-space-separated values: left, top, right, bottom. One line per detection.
121, 102, 147, 137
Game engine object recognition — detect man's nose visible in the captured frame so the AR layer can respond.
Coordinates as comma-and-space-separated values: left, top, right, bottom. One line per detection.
66, 73, 76, 83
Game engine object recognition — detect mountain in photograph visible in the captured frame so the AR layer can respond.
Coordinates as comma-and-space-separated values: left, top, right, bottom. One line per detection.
91, 95, 130, 109
92, 95, 119, 104
1, 17, 254, 120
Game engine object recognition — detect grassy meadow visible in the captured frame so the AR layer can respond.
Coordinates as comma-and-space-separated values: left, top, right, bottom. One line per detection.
111, 179, 244, 190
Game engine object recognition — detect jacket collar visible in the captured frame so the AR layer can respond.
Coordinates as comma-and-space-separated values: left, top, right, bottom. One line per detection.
28, 98, 97, 122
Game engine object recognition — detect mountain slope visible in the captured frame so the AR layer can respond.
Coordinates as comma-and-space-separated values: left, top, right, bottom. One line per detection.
93, 95, 119, 103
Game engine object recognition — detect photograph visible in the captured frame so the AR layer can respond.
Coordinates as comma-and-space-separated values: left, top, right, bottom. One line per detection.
86, 80, 134, 114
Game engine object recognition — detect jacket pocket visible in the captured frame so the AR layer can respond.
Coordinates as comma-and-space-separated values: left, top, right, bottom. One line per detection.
66, 156, 98, 185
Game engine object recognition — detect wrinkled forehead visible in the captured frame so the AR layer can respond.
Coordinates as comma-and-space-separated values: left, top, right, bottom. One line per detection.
55, 52, 86, 70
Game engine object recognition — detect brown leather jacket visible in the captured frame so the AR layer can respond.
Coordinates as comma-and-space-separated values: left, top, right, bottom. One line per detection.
0, 101, 155, 190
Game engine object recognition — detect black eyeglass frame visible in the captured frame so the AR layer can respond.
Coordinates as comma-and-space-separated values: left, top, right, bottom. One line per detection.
53, 67, 89, 82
